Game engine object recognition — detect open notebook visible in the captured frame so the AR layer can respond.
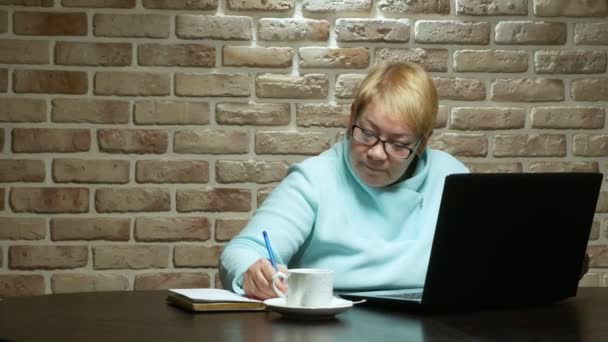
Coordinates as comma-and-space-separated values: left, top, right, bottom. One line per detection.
167, 288, 266, 312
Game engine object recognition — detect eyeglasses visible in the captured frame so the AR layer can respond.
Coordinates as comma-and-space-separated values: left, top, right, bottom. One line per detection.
351, 124, 420, 159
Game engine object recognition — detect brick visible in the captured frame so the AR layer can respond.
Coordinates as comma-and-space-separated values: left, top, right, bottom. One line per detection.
0, 68, 6, 92
175, 73, 250, 97
256, 73, 328, 99
597, 192, 608, 213
453, 49, 528, 73
216, 160, 289, 184
257, 187, 273, 207
228, 0, 293, 10
135, 272, 210, 290
142, 0, 217, 9
0, 129, 3, 151
429, 133, 488, 157
0, 217, 45, 240
336, 19, 409, 42
174, 245, 223, 267
94, 14, 169, 38
216, 102, 289, 126
95, 71, 170, 96
95, 188, 170, 213
433, 78, 486, 101
176, 15, 252, 40
535, 50, 607, 74
255, 132, 331, 155
575, 23, 608, 45
435, 106, 448, 128
10, 245, 87, 269
299, 47, 369, 69
223, 46, 293, 68
573, 135, 608, 157
52, 274, 129, 294
378, 0, 448, 13
98, 129, 168, 154
12, 128, 90, 153
134, 101, 210, 125
55, 42, 131, 66
215, 273, 222, 289
0, 39, 49, 64
303, 0, 371, 12
176, 188, 251, 212
215, 218, 247, 241
14, 11, 86, 36
491, 78, 564, 102
136, 160, 209, 183
376, 48, 448, 72
135, 217, 210, 242
495, 21, 566, 45
534, 0, 608, 17
494, 134, 566, 157
579, 273, 600, 287
0, 159, 45, 182
62, 0, 135, 7
531, 107, 605, 129
415, 20, 490, 44
588, 245, 608, 267
335, 74, 366, 99
174, 129, 248, 154
296, 103, 349, 128
451, 107, 525, 130
14, 69, 87, 94
590, 220, 600, 240
456, 0, 527, 15
53, 159, 130, 183
94, 245, 169, 269
0, 275, 45, 298
10, 187, 88, 213
0, 11, 6, 34
258, 18, 329, 41
572, 78, 608, 101
0, 188, 3, 210
529, 162, 599, 173
52, 98, 129, 124
51, 217, 130, 241
0, 98, 46, 123
465, 162, 522, 173
138, 44, 215, 67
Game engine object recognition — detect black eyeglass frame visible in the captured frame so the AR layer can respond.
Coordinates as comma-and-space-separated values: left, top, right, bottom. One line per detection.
351, 124, 421, 159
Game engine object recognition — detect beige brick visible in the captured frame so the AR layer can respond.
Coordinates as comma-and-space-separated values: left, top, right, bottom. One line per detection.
138, 44, 215, 67
436, 106, 448, 128
588, 245, 608, 267
573, 135, 608, 157
52, 99, 129, 124
415, 20, 490, 44
453, 49, 528, 73
578, 272, 600, 287
335, 74, 366, 99
95, 188, 170, 213
0, 188, 4, 210
12, 128, 90, 153
0, 159, 45, 182
429, 133, 488, 157
0, 11, 6, 34
258, 18, 329, 41
95, 71, 170, 96
256, 73, 328, 99
535, 50, 607, 74
135, 217, 210, 242
215, 273, 222, 289
465, 162, 522, 173
257, 187, 273, 207
597, 192, 608, 213
0, 98, 46, 123
215, 218, 247, 241
136, 160, 209, 183
175, 73, 250, 97
62, 0, 135, 7
10, 245, 87, 269
434, 78, 486, 101
534, 0, 608, 17
575, 23, 608, 45
228, 0, 293, 10
14, 11, 86, 36
299, 47, 369, 69
531, 107, 605, 129
94, 245, 169, 269
378, 0, 448, 13
135, 101, 210, 125
135, 272, 210, 290
55, 42, 131, 66
296, 103, 349, 128
303, 0, 371, 12
495, 21, 566, 45
176, 188, 251, 212
216, 102, 290, 126
223, 46, 293, 68
572, 78, 608, 101
174, 129, 249, 154
0, 39, 49, 64
176, 15, 252, 40
0, 129, 4, 151
94, 14, 169, 38
52, 274, 129, 294
53, 159, 130, 183
142, 0, 217, 9
255, 132, 331, 155
10, 187, 89, 213
0, 68, 7, 92
14, 69, 87, 94
494, 134, 566, 157
456, 0, 527, 15
0, 275, 45, 298
336, 18, 409, 42
216, 160, 289, 184
491, 78, 564, 102
529, 162, 599, 173
451, 107, 525, 130
98, 129, 168, 154
0, 217, 45, 240
590, 220, 600, 240
174, 245, 223, 267
51, 217, 130, 241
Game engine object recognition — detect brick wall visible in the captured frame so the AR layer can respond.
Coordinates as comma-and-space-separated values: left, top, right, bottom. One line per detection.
0, 0, 607, 297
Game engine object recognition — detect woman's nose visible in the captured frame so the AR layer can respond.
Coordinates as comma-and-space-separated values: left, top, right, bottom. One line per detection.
367, 141, 388, 160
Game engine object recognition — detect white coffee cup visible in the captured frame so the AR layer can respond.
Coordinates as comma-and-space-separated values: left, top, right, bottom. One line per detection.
271, 268, 333, 307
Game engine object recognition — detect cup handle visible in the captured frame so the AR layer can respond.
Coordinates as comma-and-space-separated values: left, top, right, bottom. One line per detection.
271, 272, 287, 298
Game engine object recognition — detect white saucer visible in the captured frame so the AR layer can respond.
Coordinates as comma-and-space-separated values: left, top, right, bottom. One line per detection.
264, 297, 355, 320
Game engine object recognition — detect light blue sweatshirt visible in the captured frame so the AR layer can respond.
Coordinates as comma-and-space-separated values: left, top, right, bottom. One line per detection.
219, 139, 469, 294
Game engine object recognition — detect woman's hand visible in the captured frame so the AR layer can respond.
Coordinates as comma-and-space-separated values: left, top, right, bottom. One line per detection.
243, 258, 288, 300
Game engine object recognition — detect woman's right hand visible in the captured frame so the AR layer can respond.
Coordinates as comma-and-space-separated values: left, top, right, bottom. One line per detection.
242, 258, 288, 300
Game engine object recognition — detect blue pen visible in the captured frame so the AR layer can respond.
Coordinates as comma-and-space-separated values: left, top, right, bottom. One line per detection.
263, 230, 278, 271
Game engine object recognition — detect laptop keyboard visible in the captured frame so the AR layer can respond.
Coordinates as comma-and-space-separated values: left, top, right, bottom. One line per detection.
384, 292, 423, 301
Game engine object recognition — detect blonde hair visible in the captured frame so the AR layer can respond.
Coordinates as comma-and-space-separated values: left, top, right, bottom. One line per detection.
351, 62, 438, 138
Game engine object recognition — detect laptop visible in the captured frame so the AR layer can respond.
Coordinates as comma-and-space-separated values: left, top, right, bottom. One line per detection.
339, 172, 602, 311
